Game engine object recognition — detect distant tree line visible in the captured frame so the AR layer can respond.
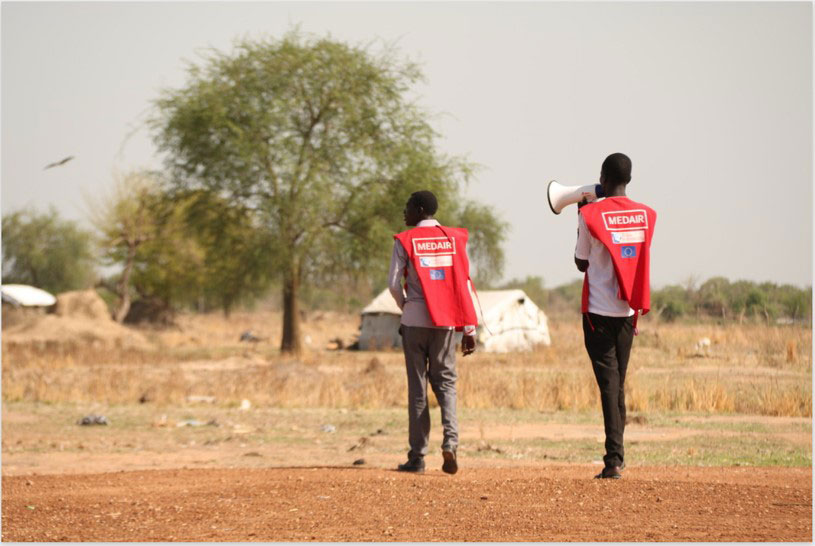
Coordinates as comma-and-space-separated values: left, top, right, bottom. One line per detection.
4, 203, 809, 329
497, 276, 812, 325
650, 277, 811, 324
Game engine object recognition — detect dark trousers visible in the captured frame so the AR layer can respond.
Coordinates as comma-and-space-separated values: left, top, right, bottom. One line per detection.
583, 312, 635, 468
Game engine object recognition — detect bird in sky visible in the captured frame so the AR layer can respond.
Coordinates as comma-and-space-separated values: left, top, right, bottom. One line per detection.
43, 156, 74, 170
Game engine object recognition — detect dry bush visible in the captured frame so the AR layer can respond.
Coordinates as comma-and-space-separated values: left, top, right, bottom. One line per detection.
624, 373, 650, 413
751, 379, 812, 417
786, 340, 798, 364
650, 378, 735, 413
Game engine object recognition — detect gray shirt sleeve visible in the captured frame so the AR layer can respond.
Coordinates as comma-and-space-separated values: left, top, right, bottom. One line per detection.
388, 240, 407, 310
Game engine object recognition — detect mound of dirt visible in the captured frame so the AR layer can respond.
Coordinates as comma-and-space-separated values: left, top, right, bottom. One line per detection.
1, 305, 47, 330
54, 290, 111, 321
2, 290, 151, 352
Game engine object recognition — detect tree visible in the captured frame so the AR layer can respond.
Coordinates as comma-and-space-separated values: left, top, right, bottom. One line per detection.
2, 207, 96, 294
91, 172, 275, 320
652, 285, 688, 322
181, 190, 276, 316
152, 32, 505, 352
777, 284, 811, 323
698, 276, 730, 321
89, 171, 161, 322
457, 202, 509, 286
125, 191, 207, 317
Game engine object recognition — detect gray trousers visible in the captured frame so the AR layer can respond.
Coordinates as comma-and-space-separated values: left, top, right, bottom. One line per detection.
401, 326, 459, 459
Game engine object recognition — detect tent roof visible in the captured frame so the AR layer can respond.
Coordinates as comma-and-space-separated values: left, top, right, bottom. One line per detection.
362, 289, 402, 315
361, 288, 541, 320
1, 284, 57, 307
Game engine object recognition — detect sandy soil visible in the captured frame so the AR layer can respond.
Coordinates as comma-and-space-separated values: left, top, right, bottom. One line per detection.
2, 465, 810, 542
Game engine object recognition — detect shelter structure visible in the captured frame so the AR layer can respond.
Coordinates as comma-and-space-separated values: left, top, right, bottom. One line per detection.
358, 289, 404, 350
1, 284, 57, 308
471, 289, 551, 352
357, 288, 551, 352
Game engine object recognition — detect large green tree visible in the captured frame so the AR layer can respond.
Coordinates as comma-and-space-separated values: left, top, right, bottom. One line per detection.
181, 189, 276, 315
2, 207, 96, 294
152, 32, 505, 352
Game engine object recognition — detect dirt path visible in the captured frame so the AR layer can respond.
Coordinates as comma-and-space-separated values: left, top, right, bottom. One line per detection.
3, 465, 810, 542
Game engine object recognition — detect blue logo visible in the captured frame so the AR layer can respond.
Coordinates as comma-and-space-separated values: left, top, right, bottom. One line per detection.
621, 246, 637, 258
429, 269, 446, 280
420, 257, 431, 267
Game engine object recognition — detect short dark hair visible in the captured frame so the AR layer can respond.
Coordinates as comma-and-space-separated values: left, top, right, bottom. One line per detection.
601, 153, 632, 186
409, 190, 438, 215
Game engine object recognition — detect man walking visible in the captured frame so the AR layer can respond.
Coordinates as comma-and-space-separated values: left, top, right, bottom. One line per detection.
389, 190, 477, 475
574, 153, 657, 479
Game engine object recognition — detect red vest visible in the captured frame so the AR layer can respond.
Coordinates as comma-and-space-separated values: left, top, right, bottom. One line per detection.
394, 225, 478, 329
579, 197, 657, 322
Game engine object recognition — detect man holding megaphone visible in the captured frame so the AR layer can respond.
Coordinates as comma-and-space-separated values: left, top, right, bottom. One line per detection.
550, 153, 656, 480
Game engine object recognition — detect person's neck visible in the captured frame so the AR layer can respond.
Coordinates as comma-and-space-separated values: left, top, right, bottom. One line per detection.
606, 187, 627, 198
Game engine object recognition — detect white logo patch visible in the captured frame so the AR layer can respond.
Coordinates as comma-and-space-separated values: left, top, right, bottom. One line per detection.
419, 255, 453, 268
611, 230, 645, 244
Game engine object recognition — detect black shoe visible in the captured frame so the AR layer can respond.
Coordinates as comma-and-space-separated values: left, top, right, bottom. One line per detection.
594, 466, 622, 479
397, 458, 425, 473
442, 449, 458, 475
620, 461, 626, 471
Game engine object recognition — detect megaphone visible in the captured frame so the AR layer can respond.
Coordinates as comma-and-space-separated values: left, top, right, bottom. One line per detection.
546, 181, 605, 214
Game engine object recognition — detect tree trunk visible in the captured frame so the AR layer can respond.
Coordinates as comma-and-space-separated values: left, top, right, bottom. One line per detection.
280, 268, 302, 353
113, 246, 136, 323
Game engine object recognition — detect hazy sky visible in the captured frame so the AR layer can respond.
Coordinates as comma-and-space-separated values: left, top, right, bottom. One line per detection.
2, 1, 812, 289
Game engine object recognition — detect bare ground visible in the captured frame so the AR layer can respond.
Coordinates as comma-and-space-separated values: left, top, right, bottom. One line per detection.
2, 465, 811, 542
2, 402, 812, 541
2, 312, 811, 541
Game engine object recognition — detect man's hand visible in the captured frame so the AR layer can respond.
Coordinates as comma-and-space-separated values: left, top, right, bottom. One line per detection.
461, 334, 476, 356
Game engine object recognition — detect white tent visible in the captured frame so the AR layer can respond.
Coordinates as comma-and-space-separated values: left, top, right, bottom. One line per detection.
358, 288, 551, 352
358, 289, 404, 350
1, 284, 57, 307
471, 289, 551, 352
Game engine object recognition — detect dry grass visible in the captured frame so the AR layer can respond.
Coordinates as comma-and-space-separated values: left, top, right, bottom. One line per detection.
2, 310, 811, 417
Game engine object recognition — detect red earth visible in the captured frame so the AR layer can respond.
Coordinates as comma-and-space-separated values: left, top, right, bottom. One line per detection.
2, 464, 811, 542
